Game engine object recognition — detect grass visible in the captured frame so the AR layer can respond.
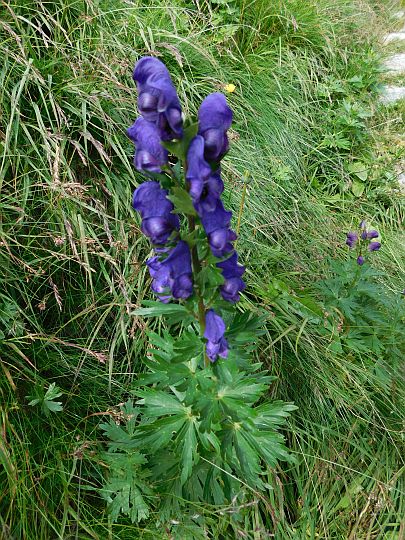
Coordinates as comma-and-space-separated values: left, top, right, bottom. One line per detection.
0, 0, 404, 538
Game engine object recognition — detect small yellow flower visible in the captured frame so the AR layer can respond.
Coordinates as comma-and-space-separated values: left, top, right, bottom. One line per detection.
224, 83, 236, 93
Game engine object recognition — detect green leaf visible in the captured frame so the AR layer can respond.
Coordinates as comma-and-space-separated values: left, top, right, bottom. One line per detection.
348, 161, 368, 181
180, 419, 198, 485
27, 383, 64, 416
136, 416, 186, 453
131, 301, 189, 318
44, 382, 63, 401
167, 186, 197, 216
161, 139, 185, 159
161, 122, 198, 160
101, 452, 152, 523
182, 121, 199, 150
136, 390, 187, 416
351, 180, 364, 197
44, 400, 63, 413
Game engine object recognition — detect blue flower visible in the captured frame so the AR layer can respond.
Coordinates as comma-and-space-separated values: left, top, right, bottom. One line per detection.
127, 117, 168, 173
200, 199, 237, 258
216, 252, 245, 303
368, 242, 381, 252
147, 241, 193, 302
367, 230, 379, 239
186, 136, 224, 211
204, 309, 229, 362
346, 232, 358, 248
186, 136, 212, 202
133, 56, 183, 140
357, 256, 365, 266
132, 182, 179, 245
198, 93, 233, 161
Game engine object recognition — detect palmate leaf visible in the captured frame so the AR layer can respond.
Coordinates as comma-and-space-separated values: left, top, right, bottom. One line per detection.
135, 389, 188, 417
100, 400, 140, 452
180, 418, 198, 485
135, 416, 187, 453
336, 296, 359, 321
132, 301, 189, 318
134, 386, 201, 487
173, 331, 203, 362
27, 382, 64, 417
253, 401, 298, 428
146, 330, 175, 361
101, 452, 152, 523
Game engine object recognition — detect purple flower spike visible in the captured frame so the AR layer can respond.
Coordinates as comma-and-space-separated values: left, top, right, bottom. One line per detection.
147, 241, 193, 302
132, 182, 179, 245
204, 309, 229, 362
368, 242, 381, 252
346, 232, 358, 249
367, 230, 379, 239
186, 136, 212, 202
127, 118, 168, 173
198, 93, 233, 161
357, 256, 365, 266
217, 252, 246, 303
361, 230, 368, 240
201, 199, 237, 257
186, 136, 225, 211
133, 57, 183, 140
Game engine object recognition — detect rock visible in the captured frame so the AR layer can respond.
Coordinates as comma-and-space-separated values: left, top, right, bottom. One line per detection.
380, 85, 405, 103
383, 31, 405, 44
384, 53, 405, 73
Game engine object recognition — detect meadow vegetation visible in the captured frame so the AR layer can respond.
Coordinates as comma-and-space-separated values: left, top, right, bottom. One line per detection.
0, 0, 404, 538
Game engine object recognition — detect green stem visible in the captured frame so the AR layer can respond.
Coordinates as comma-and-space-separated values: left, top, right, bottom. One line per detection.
349, 247, 364, 290
187, 215, 209, 366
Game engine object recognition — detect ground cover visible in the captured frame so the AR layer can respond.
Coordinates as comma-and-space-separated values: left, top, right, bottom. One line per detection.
0, 0, 404, 538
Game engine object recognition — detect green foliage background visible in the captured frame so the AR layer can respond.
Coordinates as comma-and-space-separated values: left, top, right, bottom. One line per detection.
0, 0, 404, 538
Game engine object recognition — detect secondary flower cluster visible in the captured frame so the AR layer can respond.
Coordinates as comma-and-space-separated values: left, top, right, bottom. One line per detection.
346, 220, 381, 265
128, 56, 246, 361
186, 93, 245, 305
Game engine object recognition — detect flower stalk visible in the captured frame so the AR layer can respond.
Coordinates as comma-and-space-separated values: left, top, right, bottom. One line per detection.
128, 56, 246, 364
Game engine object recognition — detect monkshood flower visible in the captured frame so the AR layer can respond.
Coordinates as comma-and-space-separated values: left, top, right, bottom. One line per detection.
360, 221, 379, 241
216, 252, 246, 303
368, 241, 381, 252
132, 181, 179, 245
346, 232, 358, 248
127, 117, 168, 173
186, 136, 224, 212
147, 241, 193, 303
204, 309, 229, 362
347, 221, 381, 265
133, 56, 183, 140
198, 92, 233, 161
200, 199, 237, 258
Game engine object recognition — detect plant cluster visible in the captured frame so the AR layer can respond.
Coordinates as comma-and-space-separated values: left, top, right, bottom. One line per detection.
100, 56, 296, 523
315, 223, 404, 388
1, 1, 404, 537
